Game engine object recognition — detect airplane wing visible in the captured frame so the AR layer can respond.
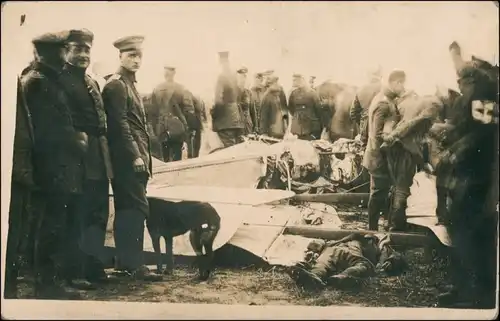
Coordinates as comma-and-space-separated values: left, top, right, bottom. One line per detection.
146, 185, 295, 206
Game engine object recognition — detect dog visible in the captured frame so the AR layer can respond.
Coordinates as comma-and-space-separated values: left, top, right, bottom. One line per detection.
146, 197, 221, 280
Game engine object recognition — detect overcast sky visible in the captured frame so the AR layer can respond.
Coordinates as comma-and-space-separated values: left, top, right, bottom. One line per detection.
2, 1, 499, 100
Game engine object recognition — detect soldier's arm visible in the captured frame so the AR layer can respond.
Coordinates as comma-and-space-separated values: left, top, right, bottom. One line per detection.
311, 91, 326, 129
199, 99, 208, 123
214, 76, 224, 106
179, 90, 195, 128
102, 80, 142, 164
247, 90, 257, 132
359, 108, 369, 144
372, 102, 389, 145
280, 88, 288, 109
288, 91, 296, 114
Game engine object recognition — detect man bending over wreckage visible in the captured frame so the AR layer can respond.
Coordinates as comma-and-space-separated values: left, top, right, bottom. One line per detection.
287, 233, 406, 290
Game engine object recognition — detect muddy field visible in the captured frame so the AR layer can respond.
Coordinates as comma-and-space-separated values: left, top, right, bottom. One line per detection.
16, 206, 452, 308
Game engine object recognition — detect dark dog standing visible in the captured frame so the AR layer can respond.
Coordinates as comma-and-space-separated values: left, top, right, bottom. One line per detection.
146, 198, 221, 280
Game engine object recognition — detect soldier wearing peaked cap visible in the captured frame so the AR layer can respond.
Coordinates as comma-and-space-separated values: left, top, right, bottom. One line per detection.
56, 28, 115, 288
288, 73, 324, 140
211, 51, 245, 148
102, 35, 161, 282
150, 64, 196, 162
17, 30, 86, 299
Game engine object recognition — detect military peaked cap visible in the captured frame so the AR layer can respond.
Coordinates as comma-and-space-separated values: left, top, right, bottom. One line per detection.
237, 67, 248, 74
32, 30, 69, 45
113, 35, 145, 52
66, 29, 94, 48
164, 65, 176, 71
292, 73, 303, 78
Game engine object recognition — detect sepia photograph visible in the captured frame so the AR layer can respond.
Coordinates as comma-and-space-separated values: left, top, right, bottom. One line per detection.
1, 1, 498, 319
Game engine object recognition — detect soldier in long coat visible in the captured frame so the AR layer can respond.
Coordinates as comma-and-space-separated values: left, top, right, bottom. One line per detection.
151, 66, 195, 162
288, 74, 324, 140
102, 36, 161, 282
362, 70, 406, 231
24, 31, 86, 299
263, 70, 288, 109
250, 73, 266, 133
259, 76, 289, 139
4, 72, 37, 299
58, 29, 114, 287
236, 67, 254, 136
211, 51, 244, 148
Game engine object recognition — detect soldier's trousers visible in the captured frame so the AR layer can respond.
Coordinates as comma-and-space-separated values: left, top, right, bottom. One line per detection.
367, 171, 391, 231
217, 128, 244, 148
162, 141, 183, 162
63, 179, 109, 280
310, 246, 374, 280
4, 182, 32, 297
384, 145, 417, 230
187, 130, 202, 159
112, 171, 149, 271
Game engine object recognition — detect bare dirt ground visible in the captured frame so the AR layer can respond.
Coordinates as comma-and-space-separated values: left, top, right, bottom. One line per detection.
16, 205, 451, 307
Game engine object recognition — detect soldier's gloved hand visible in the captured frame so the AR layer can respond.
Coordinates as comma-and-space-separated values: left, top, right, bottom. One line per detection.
133, 157, 146, 173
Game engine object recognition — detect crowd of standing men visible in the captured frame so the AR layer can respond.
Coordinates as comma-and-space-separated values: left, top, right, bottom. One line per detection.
4, 25, 499, 309
143, 50, 327, 163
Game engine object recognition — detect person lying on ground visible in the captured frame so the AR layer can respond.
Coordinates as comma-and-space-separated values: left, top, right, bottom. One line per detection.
286, 233, 406, 290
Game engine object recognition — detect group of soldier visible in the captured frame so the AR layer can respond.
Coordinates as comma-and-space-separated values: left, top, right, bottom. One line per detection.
6, 29, 166, 300
210, 54, 327, 148
4, 25, 499, 309
136, 52, 325, 163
